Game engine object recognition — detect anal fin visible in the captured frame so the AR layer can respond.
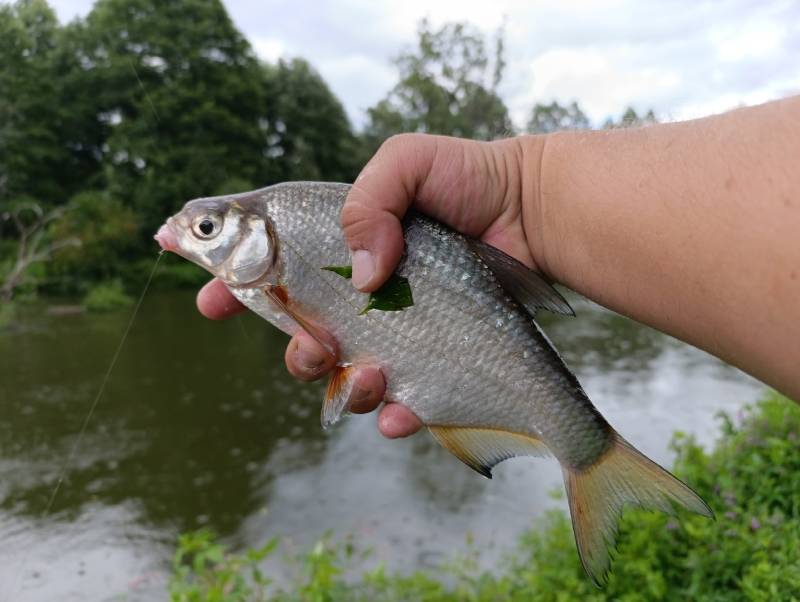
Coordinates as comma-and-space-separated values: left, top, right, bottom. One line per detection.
428, 426, 551, 479
322, 364, 356, 428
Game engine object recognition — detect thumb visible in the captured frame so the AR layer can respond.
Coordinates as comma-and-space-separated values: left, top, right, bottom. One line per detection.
341, 134, 440, 292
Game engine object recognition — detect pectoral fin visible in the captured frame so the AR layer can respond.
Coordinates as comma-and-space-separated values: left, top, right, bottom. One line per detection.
322, 364, 355, 428
428, 426, 551, 478
264, 285, 336, 356
468, 240, 574, 317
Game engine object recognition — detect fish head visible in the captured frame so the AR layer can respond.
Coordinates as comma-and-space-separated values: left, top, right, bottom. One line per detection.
155, 191, 277, 286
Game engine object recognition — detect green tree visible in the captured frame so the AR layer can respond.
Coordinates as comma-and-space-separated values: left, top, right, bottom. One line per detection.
526, 100, 590, 134
46, 191, 138, 291
0, 0, 67, 205
76, 0, 268, 233
364, 19, 512, 151
261, 58, 361, 183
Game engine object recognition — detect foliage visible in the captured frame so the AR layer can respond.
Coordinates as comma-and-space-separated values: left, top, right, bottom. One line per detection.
46, 191, 138, 292
82, 279, 133, 311
0, 0, 67, 205
262, 58, 362, 183
364, 19, 512, 151
527, 101, 590, 134
169, 392, 800, 601
0, 200, 80, 300
170, 529, 276, 602
76, 0, 269, 235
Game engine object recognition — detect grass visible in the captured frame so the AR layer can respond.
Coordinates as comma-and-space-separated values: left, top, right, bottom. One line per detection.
169, 392, 800, 601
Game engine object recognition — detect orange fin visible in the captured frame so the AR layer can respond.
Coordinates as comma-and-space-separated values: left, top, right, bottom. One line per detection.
322, 364, 355, 428
563, 433, 713, 586
428, 426, 551, 479
264, 285, 335, 356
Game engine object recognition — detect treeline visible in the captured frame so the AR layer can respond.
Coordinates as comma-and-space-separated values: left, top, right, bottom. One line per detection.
0, 0, 655, 298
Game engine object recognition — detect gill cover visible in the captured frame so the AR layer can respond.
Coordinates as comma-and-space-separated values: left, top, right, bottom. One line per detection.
225, 214, 273, 285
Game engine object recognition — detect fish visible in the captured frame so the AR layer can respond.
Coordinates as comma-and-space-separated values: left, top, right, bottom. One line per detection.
155, 181, 712, 584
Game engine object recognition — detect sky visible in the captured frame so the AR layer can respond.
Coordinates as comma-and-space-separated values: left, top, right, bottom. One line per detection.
47, 0, 800, 130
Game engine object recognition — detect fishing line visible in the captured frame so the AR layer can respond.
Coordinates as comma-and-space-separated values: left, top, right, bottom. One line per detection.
6, 254, 162, 601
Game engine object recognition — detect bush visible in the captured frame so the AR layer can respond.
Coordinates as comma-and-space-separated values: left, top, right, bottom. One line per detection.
82, 279, 133, 312
45, 191, 139, 294
169, 392, 800, 601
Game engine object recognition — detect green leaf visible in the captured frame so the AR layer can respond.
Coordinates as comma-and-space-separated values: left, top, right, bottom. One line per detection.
322, 265, 414, 314
359, 273, 414, 314
321, 265, 353, 278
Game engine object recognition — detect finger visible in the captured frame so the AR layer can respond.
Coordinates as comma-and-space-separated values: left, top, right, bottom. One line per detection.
347, 366, 385, 414
342, 134, 440, 292
285, 330, 337, 381
197, 278, 246, 320
377, 403, 423, 439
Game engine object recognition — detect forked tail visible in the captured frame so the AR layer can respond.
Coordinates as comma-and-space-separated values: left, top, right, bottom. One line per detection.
563, 433, 713, 585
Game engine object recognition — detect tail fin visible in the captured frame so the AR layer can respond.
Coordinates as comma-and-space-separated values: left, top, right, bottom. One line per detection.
563, 433, 712, 585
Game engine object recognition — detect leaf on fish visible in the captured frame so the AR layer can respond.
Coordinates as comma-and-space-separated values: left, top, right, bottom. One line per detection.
321, 265, 353, 278
322, 265, 414, 314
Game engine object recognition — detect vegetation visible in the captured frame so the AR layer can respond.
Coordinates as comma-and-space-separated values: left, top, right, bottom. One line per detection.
0, 0, 656, 304
82, 279, 133, 311
169, 392, 800, 601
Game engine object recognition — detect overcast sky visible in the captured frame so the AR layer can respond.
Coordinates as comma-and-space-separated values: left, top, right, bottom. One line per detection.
47, 0, 800, 130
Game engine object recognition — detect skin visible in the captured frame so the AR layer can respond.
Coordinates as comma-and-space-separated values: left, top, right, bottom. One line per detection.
198, 95, 800, 438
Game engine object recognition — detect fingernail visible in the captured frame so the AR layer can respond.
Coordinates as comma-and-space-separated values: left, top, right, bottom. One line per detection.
351, 250, 374, 290
295, 344, 324, 373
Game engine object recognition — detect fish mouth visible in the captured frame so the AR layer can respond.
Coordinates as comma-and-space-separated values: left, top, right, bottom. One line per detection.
154, 221, 178, 253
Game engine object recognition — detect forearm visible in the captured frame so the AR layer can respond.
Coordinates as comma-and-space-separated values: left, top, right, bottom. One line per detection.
526, 97, 800, 399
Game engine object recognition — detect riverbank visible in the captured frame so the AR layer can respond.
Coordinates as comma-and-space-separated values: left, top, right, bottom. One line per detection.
170, 392, 800, 601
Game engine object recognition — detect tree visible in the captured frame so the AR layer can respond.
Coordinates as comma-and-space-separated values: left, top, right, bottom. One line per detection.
46, 191, 138, 289
260, 58, 361, 183
364, 20, 512, 151
75, 0, 268, 233
0, 0, 69, 205
602, 106, 658, 129
526, 100, 590, 134
1, 202, 80, 301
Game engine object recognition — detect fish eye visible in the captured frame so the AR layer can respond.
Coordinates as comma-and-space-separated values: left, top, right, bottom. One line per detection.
192, 214, 222, 240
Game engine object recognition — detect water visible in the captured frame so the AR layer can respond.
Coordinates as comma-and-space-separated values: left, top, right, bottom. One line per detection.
0, 291, 762, 600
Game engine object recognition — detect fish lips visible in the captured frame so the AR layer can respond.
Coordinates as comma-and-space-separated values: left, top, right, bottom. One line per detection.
154, 221, 179, 253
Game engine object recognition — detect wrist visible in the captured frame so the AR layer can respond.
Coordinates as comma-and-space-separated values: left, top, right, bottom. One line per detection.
509, 133, 565, 282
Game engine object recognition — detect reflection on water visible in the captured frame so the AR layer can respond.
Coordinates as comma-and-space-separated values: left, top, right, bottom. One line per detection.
0, 291, 762, 600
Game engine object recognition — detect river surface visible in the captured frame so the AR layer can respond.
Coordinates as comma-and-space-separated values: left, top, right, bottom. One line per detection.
0, 289, 762, 601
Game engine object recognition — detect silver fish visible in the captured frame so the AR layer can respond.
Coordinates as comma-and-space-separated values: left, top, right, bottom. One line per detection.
155, 181, 712, 584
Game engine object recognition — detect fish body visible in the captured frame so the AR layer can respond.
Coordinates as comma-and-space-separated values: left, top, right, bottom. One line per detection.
156, 181, 712, 584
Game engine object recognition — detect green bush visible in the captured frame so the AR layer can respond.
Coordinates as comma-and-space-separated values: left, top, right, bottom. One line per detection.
82, 279, 133, 312
169, 392, 800, 601
45, 191, 139, 294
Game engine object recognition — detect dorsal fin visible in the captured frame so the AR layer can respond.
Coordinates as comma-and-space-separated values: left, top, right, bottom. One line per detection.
468, 240, 575, 317
428, 426, 551, 478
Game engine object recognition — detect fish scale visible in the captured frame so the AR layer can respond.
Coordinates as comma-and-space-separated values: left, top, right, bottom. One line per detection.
259, 184, 611, 466
158, 180, 713, 585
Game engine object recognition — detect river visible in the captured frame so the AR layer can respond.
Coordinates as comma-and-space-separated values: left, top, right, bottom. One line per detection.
0, 290, 762, 600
